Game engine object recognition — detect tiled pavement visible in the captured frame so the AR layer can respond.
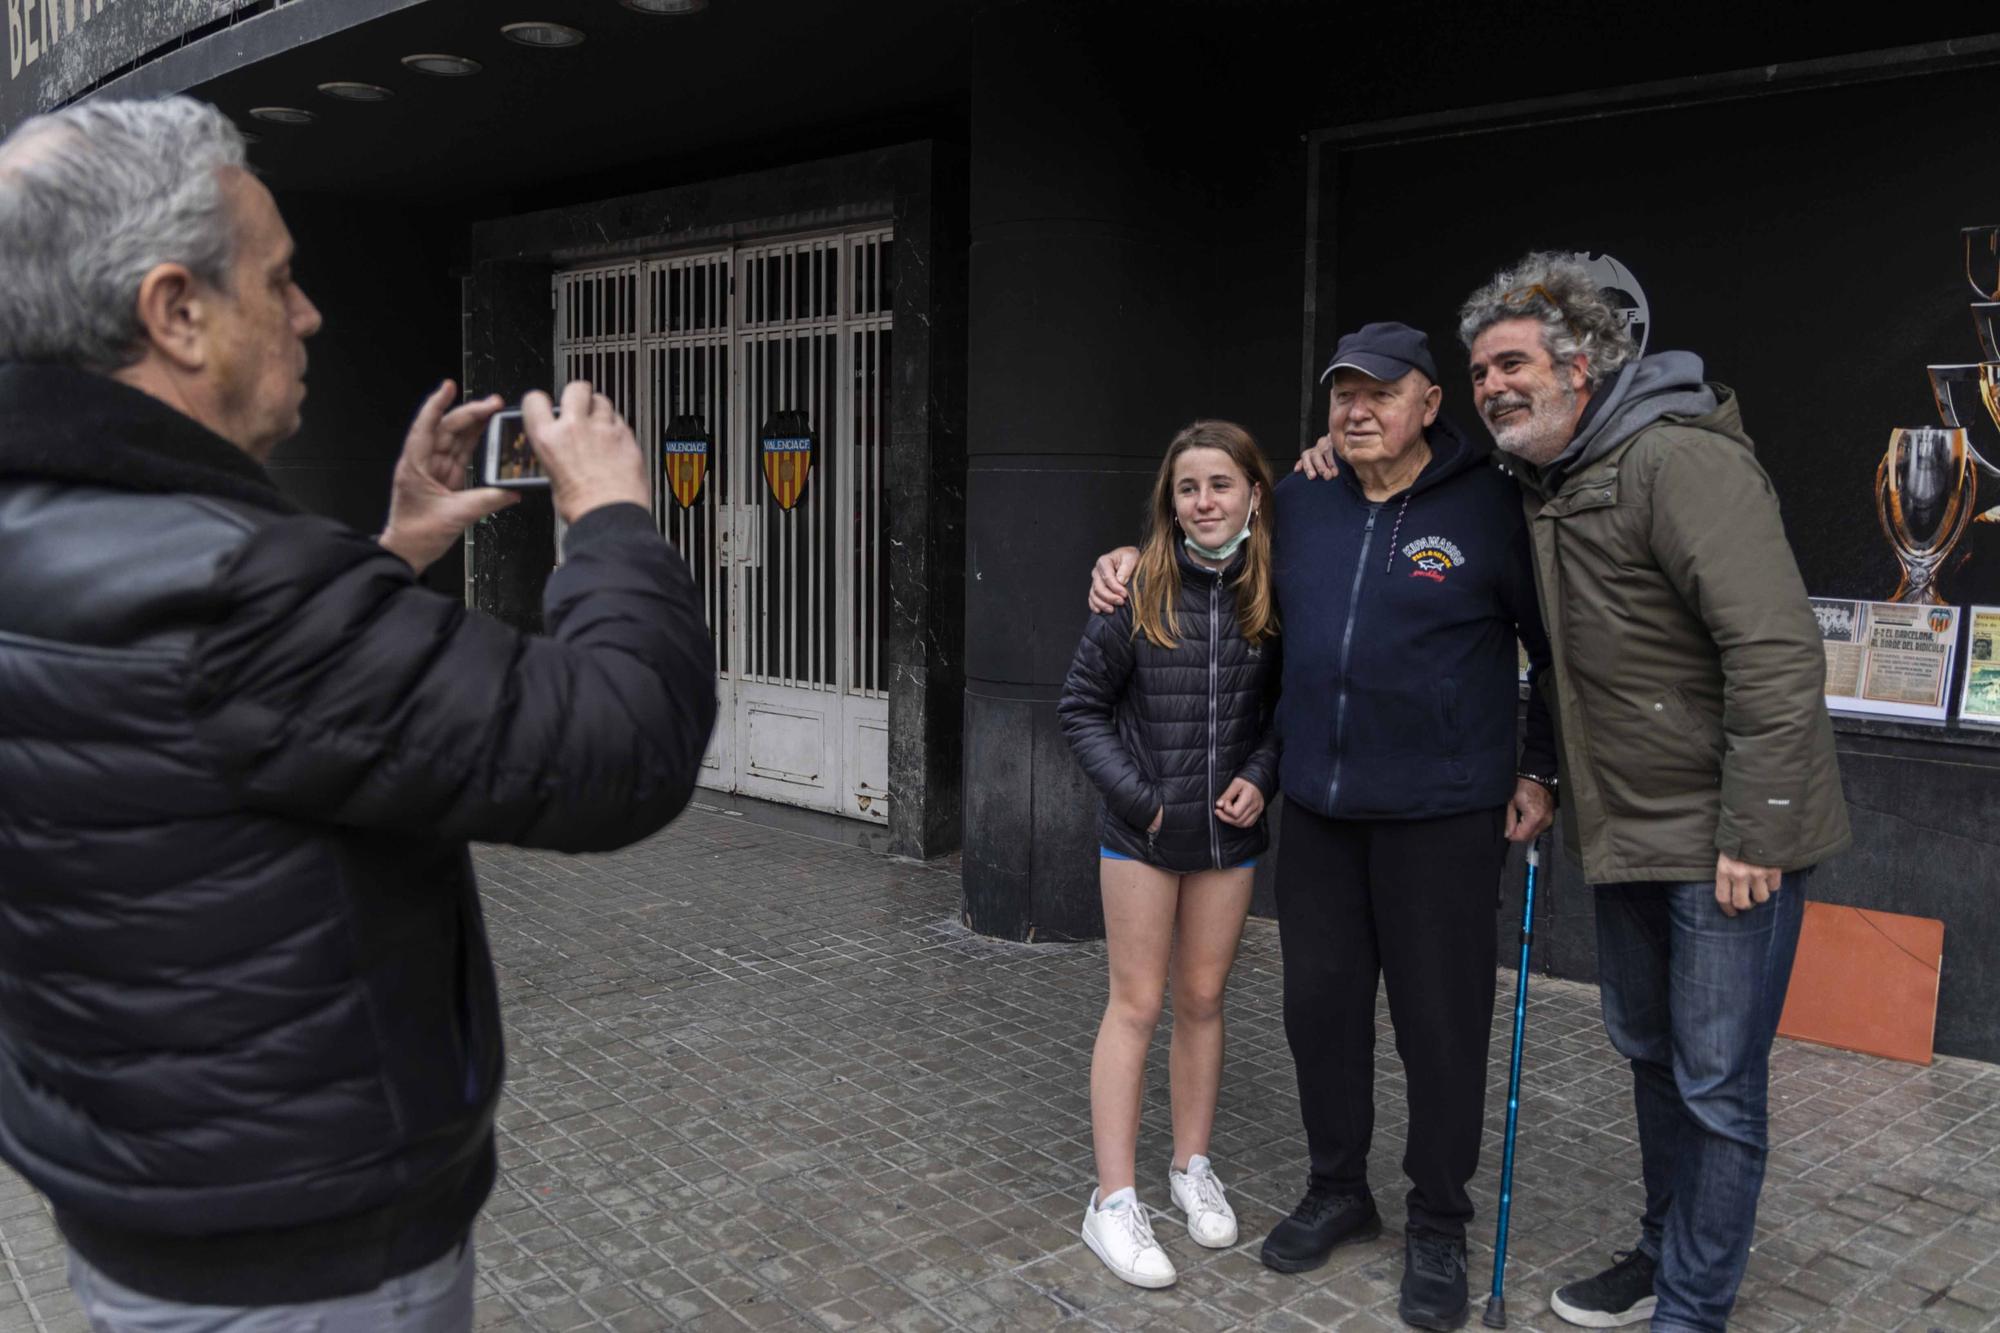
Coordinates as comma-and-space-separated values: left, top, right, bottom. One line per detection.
4, 806, 2000, 1331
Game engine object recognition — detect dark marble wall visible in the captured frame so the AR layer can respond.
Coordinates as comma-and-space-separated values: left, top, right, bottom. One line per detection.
961, 1, 1214, 941
461, 145, 966, 860
462, 262, 557, 633
959, 2, 1317, 942
886, 146, 971, 860
263, 193, 462, 595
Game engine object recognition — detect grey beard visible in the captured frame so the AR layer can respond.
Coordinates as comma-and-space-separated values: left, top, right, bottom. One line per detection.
1491, 416, 1573, 466
1487, 384, 1578, 466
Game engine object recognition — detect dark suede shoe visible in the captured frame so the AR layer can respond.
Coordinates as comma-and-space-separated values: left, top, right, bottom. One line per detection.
1258, 1183, 1382, 1273
1399, 1227, 1469, 1330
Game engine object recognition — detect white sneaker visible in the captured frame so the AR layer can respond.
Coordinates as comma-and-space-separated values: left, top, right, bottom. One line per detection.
1168, 1155, 1239, 1248
1081, 1187, 1178, 1288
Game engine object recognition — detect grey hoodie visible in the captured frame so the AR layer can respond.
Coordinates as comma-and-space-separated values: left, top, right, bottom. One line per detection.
1547, 350, 1719, 484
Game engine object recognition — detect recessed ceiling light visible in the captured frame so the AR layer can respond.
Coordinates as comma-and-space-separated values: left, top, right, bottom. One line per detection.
248, 106, 316, 125
621, 0, 708, 12
500, 21, 585, 47
239, 129, 262, 144
401, 52, 483, 76
317, 81, 395, 102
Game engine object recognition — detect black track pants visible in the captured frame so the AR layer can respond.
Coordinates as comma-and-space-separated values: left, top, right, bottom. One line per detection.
1274, 797, 1508, 1238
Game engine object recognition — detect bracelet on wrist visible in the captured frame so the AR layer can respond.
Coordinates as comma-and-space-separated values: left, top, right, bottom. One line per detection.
1516, 769, 1559, 796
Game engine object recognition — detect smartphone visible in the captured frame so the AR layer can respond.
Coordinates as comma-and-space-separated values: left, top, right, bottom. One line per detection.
481, 408, 552, 489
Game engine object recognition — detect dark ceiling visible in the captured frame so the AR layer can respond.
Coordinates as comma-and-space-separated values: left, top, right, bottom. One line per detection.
196, 0, 974, 203
188, 0, 1996, 214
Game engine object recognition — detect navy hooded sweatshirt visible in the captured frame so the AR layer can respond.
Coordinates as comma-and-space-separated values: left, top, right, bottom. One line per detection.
1271, 412, 1556, 820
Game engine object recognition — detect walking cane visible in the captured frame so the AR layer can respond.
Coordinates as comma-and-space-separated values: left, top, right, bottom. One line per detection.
1483, 833, 1543, 1329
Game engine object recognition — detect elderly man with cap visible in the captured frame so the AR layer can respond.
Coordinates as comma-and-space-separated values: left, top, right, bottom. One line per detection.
1090, 322, 1556, 1330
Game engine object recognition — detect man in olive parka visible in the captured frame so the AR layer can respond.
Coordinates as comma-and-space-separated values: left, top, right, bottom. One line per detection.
1459, 254, 1850, 1333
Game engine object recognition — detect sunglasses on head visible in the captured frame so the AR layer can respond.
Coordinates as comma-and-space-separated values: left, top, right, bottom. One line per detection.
1500, 283, 1582, 342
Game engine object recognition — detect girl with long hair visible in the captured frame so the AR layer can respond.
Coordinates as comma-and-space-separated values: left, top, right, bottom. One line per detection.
1057, 420, 1281, 1288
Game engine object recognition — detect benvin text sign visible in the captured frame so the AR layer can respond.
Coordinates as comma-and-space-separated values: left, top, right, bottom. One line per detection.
3, 1, 255, 136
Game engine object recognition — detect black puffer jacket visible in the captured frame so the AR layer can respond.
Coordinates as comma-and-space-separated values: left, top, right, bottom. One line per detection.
0, 364, 716, 1303
1058, 546, 1280, 872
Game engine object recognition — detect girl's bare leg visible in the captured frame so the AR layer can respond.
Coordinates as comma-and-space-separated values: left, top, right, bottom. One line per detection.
1166, 866, 1255, 1170
1092, 857, 1181, 1197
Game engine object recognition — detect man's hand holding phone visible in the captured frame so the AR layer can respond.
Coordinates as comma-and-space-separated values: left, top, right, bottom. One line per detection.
379, 380, 519, 575
521, 382, 651, 525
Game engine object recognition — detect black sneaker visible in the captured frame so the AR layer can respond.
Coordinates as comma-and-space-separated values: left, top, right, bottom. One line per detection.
1550, 1250, 1658, 1328
1258, 1183, 1382, 1273
1399, 1228, 1468, 1331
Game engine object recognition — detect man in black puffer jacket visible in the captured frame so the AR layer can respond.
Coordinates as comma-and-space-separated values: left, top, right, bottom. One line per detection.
0, 99, 714, 1327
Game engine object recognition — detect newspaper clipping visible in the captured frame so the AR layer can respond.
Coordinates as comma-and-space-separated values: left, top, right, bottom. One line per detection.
1960, 606, 2000, 727
1813, 600, 1866, 696
1811, 598, 1960, 722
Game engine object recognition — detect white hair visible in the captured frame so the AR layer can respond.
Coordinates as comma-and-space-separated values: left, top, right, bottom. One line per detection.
0, 97, 246, 370
1458, 251, 1639, 387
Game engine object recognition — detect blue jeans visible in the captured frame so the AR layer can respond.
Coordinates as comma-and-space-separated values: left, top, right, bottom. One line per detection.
1593, 873, 1806, 1333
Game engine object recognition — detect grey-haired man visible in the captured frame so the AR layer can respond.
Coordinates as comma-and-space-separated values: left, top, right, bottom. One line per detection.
1304, 254, 1849, 1331
0, 99, 714, 1328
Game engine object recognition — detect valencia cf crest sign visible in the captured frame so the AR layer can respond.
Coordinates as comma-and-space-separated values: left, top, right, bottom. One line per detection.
759, 410, 816, 511
662, 415, 711, 510
1569, 251, 1651, 358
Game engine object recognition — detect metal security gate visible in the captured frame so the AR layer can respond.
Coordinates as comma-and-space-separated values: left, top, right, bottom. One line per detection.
552, 228, 892, 823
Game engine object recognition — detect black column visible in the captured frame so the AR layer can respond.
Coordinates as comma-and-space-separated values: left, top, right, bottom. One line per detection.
887, 145, 970, 862
961, 2, 1216, 940
462, 260, 556, 632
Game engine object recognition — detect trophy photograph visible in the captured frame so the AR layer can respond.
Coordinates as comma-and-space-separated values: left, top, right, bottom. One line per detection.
1975, 302, 2000, 362
1925, 363, 2000, 483
1876, 426, 1977, 605
1886, 223, 2000, 602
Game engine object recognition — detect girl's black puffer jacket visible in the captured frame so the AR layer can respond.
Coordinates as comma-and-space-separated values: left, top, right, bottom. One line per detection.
1059, 547, 1281, 873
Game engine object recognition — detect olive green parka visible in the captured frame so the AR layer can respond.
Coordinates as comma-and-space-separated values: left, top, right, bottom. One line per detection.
1515, 384, 1851, 883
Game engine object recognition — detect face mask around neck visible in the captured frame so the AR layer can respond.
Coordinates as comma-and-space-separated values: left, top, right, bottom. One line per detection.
1183, 514, 1253, 563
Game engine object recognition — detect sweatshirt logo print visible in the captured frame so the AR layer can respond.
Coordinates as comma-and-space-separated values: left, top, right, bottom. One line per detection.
1401, 536, 1466, 583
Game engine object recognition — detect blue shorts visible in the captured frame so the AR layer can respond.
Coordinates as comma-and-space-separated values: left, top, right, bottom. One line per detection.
1100, 846, 1257, 871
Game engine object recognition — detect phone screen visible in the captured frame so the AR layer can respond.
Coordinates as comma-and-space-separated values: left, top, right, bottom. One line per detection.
492, 413, 541, 481
483, 409, 551, 489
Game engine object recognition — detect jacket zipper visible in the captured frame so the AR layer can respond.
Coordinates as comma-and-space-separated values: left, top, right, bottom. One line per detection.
1208, 574, 1222, 869
1325, 506, 1380, 812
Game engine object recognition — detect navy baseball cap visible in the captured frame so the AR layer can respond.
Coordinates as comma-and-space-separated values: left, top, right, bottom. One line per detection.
1319, 321, 1438, 385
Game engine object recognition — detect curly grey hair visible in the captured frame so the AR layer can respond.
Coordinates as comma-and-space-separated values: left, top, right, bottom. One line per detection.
1457, 252, 1638, 387
0, 97, 247, 371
